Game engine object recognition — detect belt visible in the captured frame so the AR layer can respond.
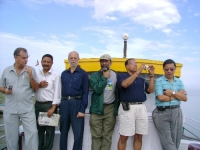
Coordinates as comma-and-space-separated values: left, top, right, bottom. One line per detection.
61, 96, 82, 100
157, 105, 180, 109
104, 101, 114, 105
121, 102, 143, 105
37, 101, 52, 104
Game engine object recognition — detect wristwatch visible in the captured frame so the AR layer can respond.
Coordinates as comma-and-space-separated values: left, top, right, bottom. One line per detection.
172, 91, 176, 95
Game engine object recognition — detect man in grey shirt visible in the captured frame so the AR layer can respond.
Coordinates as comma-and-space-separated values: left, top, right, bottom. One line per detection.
89, 54, 119, 150
0, 47, 39, 150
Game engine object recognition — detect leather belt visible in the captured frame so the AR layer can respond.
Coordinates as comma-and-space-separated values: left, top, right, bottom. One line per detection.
104, 101, 114, 105
61, 96, 82, 100
37, 101, 52, 104
121, 102, 143, 105
157, 105, 180, 109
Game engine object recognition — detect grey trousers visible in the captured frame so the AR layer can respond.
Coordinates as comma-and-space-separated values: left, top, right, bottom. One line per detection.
152, 107, 183, 150
3, 112, 38, 150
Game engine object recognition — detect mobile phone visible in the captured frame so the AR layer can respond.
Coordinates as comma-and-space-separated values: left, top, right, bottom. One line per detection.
8, 85, 13, 90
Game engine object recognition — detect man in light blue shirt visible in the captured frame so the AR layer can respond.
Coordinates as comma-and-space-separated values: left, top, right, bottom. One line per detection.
0, 47, 39, 150
152, 59, 187, 150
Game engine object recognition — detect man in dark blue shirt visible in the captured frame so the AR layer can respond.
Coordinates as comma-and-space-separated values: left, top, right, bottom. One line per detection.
60, 51, 89, 150
117, 58, 155, 150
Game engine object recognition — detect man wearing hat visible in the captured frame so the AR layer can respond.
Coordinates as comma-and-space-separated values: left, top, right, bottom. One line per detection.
89, 54, 119, 150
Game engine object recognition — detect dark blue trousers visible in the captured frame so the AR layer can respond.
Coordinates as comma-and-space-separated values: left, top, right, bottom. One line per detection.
59, 99, 84, 150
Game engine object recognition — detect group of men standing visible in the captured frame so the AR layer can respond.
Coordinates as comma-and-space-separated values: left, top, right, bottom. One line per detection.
0, 47, 187, 150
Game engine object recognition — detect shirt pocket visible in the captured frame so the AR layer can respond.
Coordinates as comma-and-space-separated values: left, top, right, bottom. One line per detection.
22, 74, 31, 86
45, 80, 53, 91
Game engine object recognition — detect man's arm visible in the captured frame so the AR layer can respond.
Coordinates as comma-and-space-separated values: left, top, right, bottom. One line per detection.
47, 74, 61, 117
163, 89, 187, 102
0, 70, 12, 95
90, 72, 107, 94
147, 65, 155, 93
0, 87, 6, 94
121, 64, 145, 88
78, 71, 89, 116
25, 66, 39, 91
121, 72, 139, 88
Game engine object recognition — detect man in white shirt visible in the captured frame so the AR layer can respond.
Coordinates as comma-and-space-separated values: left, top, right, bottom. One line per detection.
35, 54, 61, 150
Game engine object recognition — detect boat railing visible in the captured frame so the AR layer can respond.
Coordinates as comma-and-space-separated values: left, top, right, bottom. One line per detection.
0, 124, 5, 139
0, 123, 6, 150
183, 116, 200, 141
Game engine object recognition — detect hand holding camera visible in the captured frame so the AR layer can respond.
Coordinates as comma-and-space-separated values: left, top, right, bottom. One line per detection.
144, 65, 155, 77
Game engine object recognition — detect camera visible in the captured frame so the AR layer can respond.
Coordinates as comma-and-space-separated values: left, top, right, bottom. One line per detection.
144, 65, 149, 70
8, 85, 13, 90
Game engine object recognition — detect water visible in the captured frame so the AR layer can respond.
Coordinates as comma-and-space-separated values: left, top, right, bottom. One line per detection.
181, 88, 200, 139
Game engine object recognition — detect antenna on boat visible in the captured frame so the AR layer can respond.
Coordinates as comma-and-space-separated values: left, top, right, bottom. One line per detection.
122, 33, 129, 58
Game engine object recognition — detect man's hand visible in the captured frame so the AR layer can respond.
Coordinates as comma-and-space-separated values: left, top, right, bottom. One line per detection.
25, 66, 33, 79
148, 65, 155, 76
137, 64, 145, 73
163, 89, 173, 97
4, 88, 12, 95
47, 105, 57, 117
103, 70, 110, 78
47, 108, 54, 117
77, 112, 85, 118
39, 81, 48, 88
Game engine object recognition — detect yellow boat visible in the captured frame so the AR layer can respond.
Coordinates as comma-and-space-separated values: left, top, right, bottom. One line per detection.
64, 58, 183, 77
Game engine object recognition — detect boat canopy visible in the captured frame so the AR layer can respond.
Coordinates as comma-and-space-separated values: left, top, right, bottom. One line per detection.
64, 58, 182, 77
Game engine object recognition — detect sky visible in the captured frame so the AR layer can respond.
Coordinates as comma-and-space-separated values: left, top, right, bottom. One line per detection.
0, 0, 200, 94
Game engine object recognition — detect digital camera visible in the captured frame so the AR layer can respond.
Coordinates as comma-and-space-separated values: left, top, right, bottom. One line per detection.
144, 65, 149, 70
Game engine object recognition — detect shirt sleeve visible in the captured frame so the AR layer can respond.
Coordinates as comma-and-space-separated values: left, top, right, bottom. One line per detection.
155, 79, 163, 97
0, 69, 6, 88
52, 74, 61, 105
90, 72, 107, 95
32, 67, 39, 83
79, 71, 89, 113
116, 73, 124, 89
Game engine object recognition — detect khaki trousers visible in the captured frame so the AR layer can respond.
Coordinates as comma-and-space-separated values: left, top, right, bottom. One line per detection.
90, 104, 116, 150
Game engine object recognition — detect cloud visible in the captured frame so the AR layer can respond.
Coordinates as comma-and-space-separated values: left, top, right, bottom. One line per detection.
82, 26, 116, 39
0, 32, 78, 74
26, 0, 91, 7
194, 13, 200, 16
92, 0, 181, 32
25, 0, 181, 33
182, 57, 200, 62
162, 28, 172, 34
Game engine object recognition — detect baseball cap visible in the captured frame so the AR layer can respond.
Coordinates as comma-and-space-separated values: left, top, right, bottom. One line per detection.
100, 54, 111, 60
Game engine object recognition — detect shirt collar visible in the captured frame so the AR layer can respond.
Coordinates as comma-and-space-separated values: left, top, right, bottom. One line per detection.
66, 66, 81, 73
9, 64, 26, 73
163, 75, 178, 82
39, 69, 52, 75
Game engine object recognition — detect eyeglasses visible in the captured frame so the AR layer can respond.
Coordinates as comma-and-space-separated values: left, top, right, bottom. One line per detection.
164, 68, 175, 72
